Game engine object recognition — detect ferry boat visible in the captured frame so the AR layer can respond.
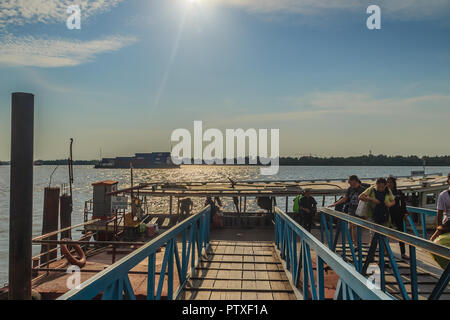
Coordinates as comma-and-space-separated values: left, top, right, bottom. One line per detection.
94, 152, 180, 169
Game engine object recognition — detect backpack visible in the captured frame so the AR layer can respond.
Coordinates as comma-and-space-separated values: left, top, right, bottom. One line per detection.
372, 189, 389, 224
293, 195, 303, 213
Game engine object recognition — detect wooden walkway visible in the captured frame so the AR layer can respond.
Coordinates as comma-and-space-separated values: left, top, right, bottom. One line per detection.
177, 240, 297, 300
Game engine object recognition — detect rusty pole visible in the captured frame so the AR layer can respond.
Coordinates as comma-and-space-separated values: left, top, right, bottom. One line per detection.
9, 92, 34, 300
40, 187, 60, 264
60, 194, 72, 239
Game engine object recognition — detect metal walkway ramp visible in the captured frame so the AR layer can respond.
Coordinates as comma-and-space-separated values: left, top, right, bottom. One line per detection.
178, 240, 297, 300
334, 244, 450, 300
59, 206, 449, 301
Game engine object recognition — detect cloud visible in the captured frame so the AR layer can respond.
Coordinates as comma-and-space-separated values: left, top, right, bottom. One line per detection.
212, 91, 450, 125
0, 35, 138, 67
212, 0, 450, 20
0, 0, 124, 28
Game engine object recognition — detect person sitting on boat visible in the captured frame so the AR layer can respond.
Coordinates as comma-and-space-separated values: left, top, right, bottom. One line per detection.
205, 197, 220, 216
329, 175, 369, 247
298, 189, 317, 232
387, 176, 409, 260
359, 178, 395, 226
430, 173, 450, 242
205, 197, 223, 228
214, 196, 223, 208
180, 197, 194, 216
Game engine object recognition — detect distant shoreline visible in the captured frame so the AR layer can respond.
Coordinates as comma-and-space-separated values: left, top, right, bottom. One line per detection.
1, 155, 450, 167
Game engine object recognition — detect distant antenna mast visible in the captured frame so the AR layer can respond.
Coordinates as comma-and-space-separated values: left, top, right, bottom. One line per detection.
422, 156, 426, 175
68, 138, 74, 198
130, 161, 134, 199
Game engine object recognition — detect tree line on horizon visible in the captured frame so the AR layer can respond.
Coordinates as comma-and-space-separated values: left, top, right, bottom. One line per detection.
1, 154, 450, 166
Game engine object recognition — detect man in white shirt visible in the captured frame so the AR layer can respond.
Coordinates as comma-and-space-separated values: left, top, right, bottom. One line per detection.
431, 173, 450, 241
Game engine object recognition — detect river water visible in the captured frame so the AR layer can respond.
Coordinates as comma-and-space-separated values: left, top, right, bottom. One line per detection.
1, 165, 449, 285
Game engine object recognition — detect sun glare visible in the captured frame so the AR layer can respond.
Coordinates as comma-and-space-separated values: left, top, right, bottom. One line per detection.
187, 0, 202, 5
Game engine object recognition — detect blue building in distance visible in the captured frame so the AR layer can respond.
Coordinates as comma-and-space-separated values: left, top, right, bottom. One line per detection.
95, 152, 178, 169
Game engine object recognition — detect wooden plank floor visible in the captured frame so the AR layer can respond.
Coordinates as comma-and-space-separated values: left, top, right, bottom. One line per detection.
177, 241, 297, 300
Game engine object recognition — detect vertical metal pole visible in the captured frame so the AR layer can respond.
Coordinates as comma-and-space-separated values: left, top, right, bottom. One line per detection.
285, 196, 288, 213
420, 213, 427, 239
243, 197, 247, 213
409, 245, 418, 300
9, 92, 34, 300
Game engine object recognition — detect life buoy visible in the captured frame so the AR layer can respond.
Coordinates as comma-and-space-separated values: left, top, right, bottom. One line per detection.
61, 238, 87, 268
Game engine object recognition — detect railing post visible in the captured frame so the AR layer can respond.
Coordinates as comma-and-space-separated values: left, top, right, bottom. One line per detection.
147, 253, 155, 300
167, 240, 174, 300
420, 213, 427, 239
409, 245, 418, 300
317, 256, 325, 300
378, 235, 385, 292
357, 226, 362, 272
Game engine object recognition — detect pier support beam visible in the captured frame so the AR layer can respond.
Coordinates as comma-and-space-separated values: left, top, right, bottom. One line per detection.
60, 194, 72, 239
40, 187, 60, 264
9, 92, 34, 300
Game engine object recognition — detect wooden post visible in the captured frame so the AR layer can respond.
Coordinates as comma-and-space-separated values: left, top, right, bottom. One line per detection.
9, 92, 34, 300
169, 196, 173, 215
40, 187, 60, 264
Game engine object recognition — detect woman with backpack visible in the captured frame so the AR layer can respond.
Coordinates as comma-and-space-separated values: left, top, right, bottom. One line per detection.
359, 178, 396, 226
387, 176, 409, 260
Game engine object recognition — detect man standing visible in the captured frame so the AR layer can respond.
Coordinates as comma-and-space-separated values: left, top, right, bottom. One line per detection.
299, 189, 317, 232
431, 173, 450, 241
329, 175, 368, 247
179, 197, 194, 216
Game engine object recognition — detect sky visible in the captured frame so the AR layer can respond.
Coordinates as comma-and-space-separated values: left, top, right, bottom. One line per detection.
0, 0, 449, 160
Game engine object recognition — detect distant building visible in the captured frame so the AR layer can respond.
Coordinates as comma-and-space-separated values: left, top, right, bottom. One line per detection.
95, 152, 178, 169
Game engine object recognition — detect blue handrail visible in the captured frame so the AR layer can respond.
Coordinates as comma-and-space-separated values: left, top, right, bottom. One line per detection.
58, 206, 211, 300
274, 207, 392, 300
405, 206, 437, 239
319, 207, 450, 300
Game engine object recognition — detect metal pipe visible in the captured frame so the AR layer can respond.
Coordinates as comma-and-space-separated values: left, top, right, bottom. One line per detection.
32, 219, 100, 241
9, 92, 34, 300
33, 239, 147, 246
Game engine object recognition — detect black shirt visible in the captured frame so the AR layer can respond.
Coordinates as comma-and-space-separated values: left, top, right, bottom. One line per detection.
299, 196, 317, 214
345, 184, 368, 215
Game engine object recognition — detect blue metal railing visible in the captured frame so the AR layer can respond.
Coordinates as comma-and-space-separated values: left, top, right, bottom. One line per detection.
405, 206, 437, 239
320, 207, 450, 300
59, 207, 211, 300
274, 207, 392, 300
